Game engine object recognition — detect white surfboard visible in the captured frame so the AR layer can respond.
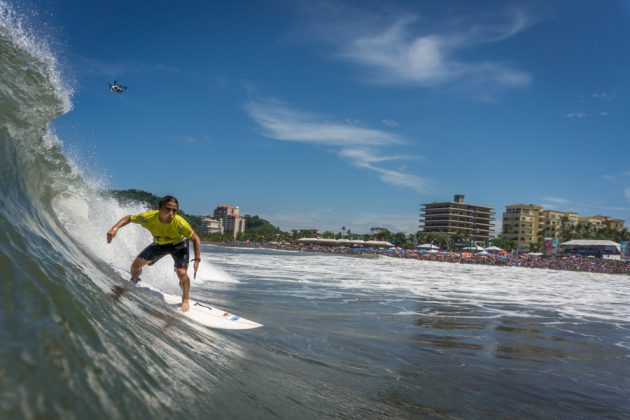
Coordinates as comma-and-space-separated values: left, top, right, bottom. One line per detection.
154, 286, 263, 330
108, 264, 262, 330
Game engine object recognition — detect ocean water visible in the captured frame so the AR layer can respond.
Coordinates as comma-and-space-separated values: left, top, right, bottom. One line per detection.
1, 3, 630, 419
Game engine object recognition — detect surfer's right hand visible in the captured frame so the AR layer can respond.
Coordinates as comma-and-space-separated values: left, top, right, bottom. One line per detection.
106, 228, 117, 243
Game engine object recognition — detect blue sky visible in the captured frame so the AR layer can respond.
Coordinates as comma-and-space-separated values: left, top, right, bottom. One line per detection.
38, 0, 630, 233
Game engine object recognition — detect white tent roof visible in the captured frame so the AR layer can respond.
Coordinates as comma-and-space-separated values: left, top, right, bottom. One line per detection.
298, 238, 394, 247
561, 240, 620, 246
463, 245, 485, 251
417, 243, 439, 249
561, 239, 621, 253
484, 246, 504, 251
365, 240, 394, 247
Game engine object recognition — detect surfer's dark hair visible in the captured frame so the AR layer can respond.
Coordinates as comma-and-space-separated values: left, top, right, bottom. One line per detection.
158, 195, 179, 209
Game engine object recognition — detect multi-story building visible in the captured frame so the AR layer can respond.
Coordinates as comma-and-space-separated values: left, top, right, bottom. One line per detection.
200, 216, 223, 235
579, 215, 604, 228
213, 204, 246, 239
540, 209, 578, 238
502, 204, 625, 250
420, 194, 494, 241
581, 215, 625, 230
502, 204, 543, 249
594, 215, 625, 231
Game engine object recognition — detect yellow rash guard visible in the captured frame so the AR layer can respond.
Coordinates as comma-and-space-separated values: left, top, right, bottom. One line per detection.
130, 210, 193, 245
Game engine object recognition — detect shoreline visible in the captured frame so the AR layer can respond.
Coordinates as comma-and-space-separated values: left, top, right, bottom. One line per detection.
202, 241, 630, 276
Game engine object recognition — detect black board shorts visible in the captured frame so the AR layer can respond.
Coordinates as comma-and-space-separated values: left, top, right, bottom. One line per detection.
138, 239, 190, 269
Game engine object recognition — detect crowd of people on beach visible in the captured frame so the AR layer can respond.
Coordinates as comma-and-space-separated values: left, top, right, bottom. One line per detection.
222, 241, 630, 275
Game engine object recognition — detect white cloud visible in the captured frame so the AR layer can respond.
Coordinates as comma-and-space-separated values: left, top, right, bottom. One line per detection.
246, 100, 400, 147
624, 187, 630, 202
165, 133, 210, 144
566, 111, 610, 118
592, 92, 617, 101
566, 112, 588, 119
540, 196, 570, 206
338, 148, 430, 191
305, 9, 532, 92
382, 118, 399, 127
246, 99, 429, 192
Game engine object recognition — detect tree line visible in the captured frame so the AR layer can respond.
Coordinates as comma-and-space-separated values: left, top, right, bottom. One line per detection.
109, 189, 629, 251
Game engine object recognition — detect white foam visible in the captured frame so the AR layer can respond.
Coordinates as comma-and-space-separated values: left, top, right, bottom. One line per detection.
204, 249, 630, 323
0, 0, 73, 112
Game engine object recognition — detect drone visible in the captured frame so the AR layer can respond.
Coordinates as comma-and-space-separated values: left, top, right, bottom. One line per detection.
108, 81, 127, 93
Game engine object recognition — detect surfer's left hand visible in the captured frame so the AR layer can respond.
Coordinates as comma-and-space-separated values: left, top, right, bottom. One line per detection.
193, 259, 200, 279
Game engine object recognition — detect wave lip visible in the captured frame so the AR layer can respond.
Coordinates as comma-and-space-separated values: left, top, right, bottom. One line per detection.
0, 0, 72, 118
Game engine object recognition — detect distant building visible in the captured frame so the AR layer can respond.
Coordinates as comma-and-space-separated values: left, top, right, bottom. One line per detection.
588, 215, 625, 231
420, 194, 494, 241
291, 229, 319, 238
540, 209, 579, 239
200, 216, 223, 235
503, 204, 544, 250
213, 204, 246, 239
502, 204, 625, 250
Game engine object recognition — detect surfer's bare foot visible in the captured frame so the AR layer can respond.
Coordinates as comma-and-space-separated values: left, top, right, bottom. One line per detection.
181, 300, 189, 312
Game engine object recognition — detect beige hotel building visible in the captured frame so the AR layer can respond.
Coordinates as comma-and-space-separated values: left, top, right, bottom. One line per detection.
502, 204, 625, 250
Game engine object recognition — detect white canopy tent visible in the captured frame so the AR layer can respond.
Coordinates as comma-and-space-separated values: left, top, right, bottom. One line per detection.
364, 240, 394, 247
484, 246, 504, 252
561, 239, 620, 248
297, 238, 393, 247
297, 238, 319, 242
560, 240, 621, 257
462, 245, 485, 252
417, 243, 439, 250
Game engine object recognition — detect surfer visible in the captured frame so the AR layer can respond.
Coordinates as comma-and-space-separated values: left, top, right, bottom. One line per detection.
108, 80, 127, 93
106, 195, 201, 312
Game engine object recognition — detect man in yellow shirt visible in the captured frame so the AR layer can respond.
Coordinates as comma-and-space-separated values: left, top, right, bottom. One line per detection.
106, 195, 201, 312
